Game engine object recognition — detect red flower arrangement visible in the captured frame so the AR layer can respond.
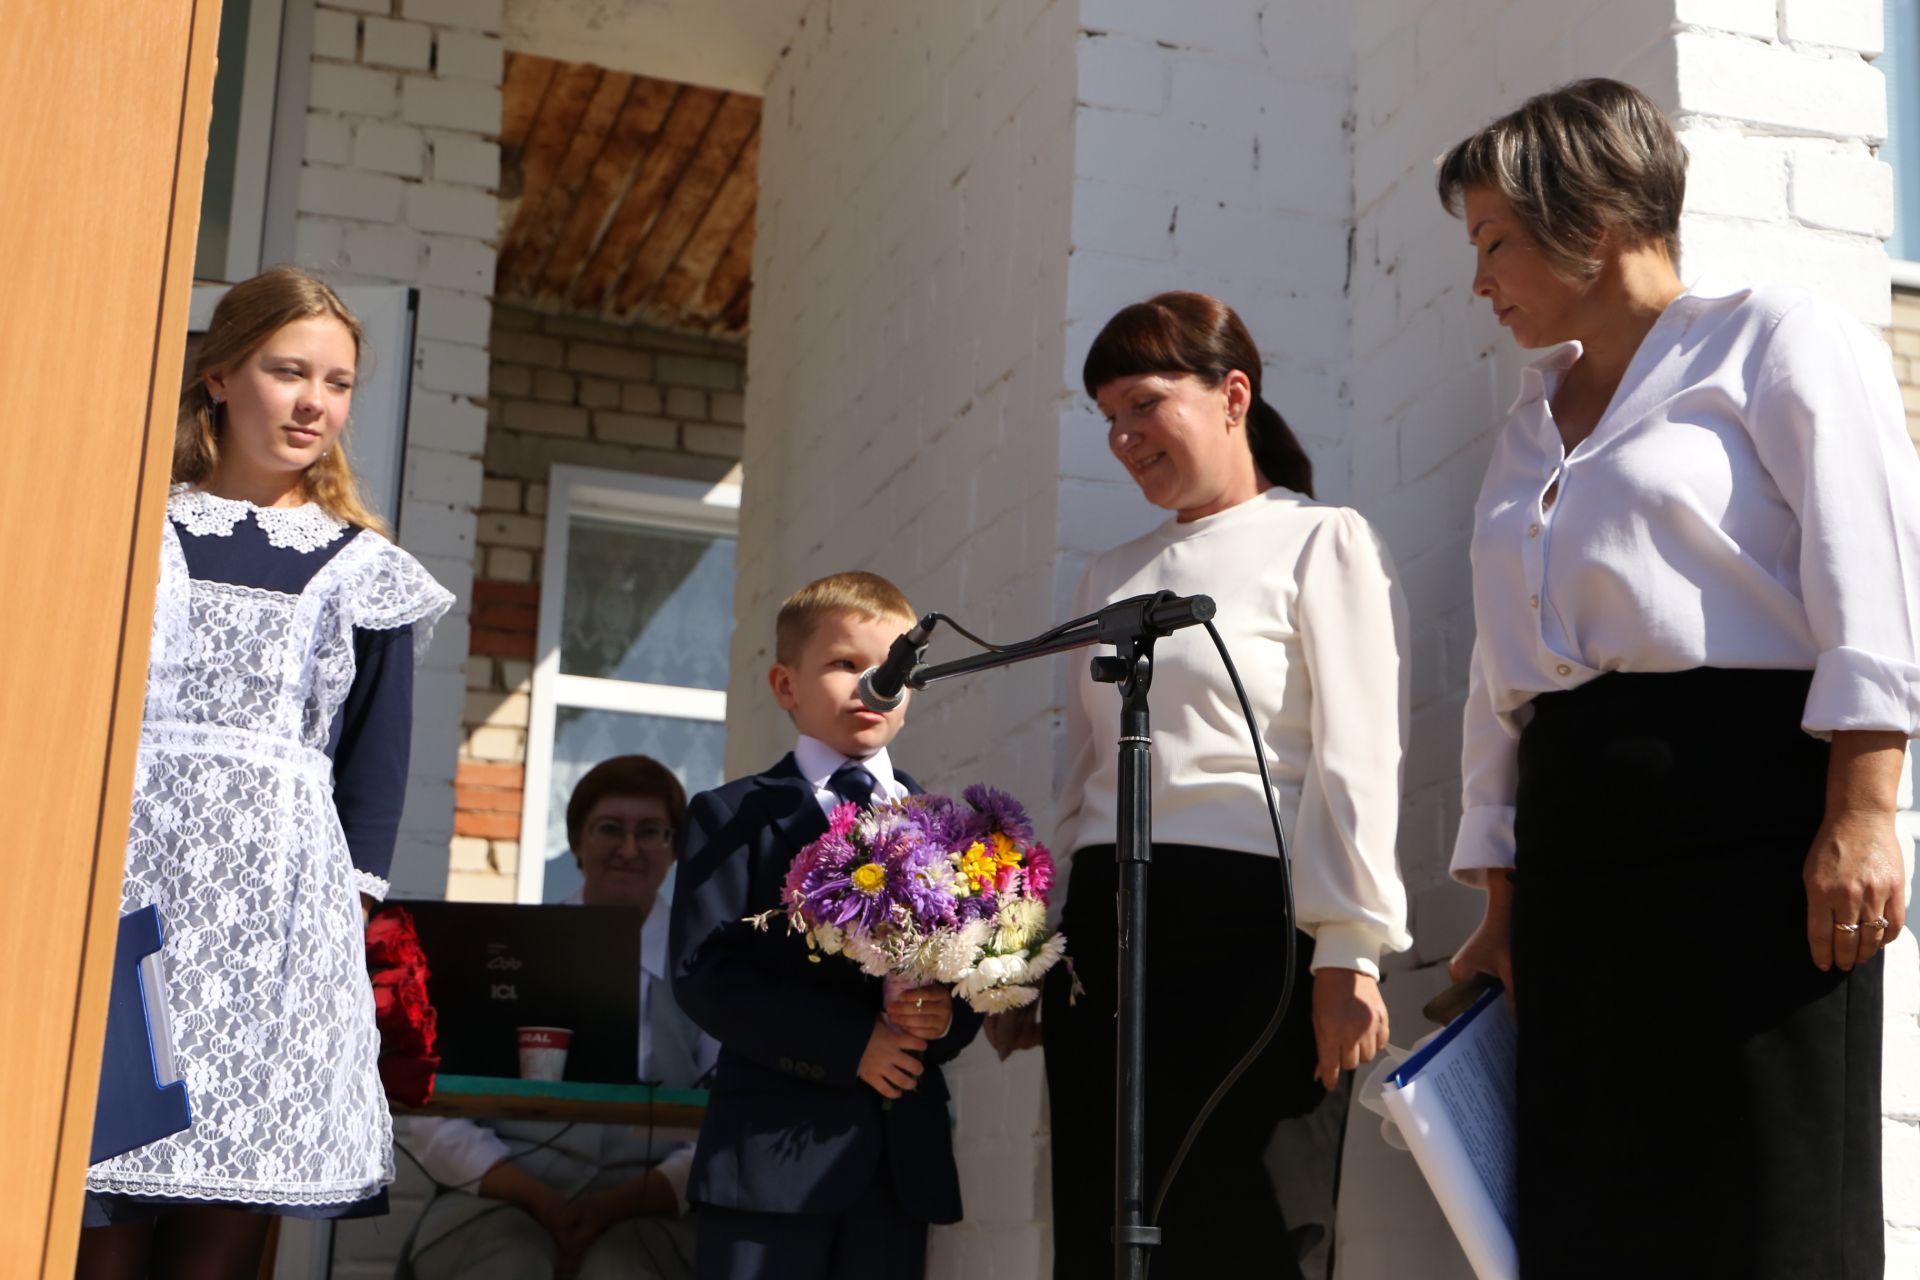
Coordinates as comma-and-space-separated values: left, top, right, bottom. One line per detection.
365, 905, 440, 1106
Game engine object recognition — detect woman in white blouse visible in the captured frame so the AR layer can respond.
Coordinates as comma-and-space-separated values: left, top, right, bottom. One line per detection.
1441, 79, 1917, 1279
1040, 292, 1411, 1280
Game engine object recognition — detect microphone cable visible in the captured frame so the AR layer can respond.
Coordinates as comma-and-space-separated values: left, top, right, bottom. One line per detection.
1146, 618, 1298, 1240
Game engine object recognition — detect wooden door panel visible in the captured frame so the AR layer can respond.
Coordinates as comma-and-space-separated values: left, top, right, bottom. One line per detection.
0, 0, 220, 1271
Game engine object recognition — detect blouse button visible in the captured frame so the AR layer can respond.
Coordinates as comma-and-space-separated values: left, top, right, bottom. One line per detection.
1555, 663, 1572, 677
1528, 524, 1540, 538
1529, 595, 1539, 609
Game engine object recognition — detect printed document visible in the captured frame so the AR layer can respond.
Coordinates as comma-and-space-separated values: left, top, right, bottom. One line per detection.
1379, 987, 1517, 1280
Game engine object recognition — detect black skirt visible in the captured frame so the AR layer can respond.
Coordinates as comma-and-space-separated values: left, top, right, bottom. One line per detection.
1042, 844, 1333, 1280
1511, 668, 1882, 1280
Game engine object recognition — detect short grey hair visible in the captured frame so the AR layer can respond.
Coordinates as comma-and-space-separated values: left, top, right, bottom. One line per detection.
1437, 78, 1686, 279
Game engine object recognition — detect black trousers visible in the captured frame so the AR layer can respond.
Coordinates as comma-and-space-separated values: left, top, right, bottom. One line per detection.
1043, 844, 1332, 1280
693, 1174, 927, 1280
1511, 668, 1883, 1280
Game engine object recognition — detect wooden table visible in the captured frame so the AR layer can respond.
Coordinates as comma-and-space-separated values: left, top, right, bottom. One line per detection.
393, 1075, 709, 1127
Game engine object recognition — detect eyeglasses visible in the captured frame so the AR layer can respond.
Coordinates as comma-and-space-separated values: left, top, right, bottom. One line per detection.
584, 819, 675, 850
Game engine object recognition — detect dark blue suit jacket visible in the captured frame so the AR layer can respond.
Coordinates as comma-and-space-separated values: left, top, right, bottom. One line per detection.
669, 754, 983, 1222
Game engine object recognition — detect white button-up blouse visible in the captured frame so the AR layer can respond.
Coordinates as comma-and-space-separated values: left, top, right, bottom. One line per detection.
1452, 279, 1920, 884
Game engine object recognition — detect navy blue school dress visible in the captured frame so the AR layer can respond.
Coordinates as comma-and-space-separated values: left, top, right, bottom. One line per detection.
85, 488, 451, 1221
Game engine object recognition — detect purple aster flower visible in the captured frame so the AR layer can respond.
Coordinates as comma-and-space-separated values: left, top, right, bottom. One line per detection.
963, 784, 1034, 842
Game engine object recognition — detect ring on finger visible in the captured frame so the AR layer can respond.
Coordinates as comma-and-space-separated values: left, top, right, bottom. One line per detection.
1866, 917, 1891, 931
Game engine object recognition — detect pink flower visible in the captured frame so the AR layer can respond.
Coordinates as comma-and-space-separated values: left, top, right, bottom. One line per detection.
1025, 844, 1055, 901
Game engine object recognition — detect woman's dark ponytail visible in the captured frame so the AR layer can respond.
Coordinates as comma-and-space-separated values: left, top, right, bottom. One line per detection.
1083, 291, 1315, 499
1246, 396, 1313, 497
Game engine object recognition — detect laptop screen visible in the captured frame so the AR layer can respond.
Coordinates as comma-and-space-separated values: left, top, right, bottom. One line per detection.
403, 901, 643, 1085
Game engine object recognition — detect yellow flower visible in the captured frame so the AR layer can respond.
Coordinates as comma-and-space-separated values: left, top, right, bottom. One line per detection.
852, 863, 887, 894
959, 841, 999, 891
991, 833, 1023, 866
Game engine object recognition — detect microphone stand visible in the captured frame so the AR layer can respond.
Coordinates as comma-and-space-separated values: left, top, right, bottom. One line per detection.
904, 590, 1216, 1280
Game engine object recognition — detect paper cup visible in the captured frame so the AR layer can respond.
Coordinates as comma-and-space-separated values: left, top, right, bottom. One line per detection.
516, 1026, 572, 1081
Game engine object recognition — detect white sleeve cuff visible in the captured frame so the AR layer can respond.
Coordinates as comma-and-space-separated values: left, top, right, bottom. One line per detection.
354, 869, 391, 901
1803, 647, 1920, 738
656, 1142, 697, 1216
1450, 805, 1517, 887
1307, 923, 1383, 979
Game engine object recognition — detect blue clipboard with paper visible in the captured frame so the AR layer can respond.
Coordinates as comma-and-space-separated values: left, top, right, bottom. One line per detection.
1379, 984, 1518, 1280
90, 906, 192, 1165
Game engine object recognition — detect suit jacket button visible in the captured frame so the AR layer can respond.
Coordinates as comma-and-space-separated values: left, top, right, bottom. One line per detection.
778, 1056, 795, 1072
811, 1064, 826, 1080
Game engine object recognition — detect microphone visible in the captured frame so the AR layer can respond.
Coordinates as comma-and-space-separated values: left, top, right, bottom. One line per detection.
857, 614, 938, 712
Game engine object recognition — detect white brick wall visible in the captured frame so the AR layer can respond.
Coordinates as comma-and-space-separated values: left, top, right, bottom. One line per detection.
740, 1, 1081, 1274
287, 0, 501, 930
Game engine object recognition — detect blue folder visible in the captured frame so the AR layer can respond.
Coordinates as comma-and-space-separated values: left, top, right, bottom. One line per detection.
1389, 983, 1506, 1090
89, 906, 192, 1165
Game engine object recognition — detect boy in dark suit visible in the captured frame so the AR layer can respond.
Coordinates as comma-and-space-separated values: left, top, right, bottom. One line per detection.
670, 571, 983, 1279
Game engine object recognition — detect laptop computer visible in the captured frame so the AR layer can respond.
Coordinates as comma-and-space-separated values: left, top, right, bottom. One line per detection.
403, 901, 644, 1085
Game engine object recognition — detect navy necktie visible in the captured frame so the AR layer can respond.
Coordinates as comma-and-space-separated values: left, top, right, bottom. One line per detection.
828, 761, 877, 811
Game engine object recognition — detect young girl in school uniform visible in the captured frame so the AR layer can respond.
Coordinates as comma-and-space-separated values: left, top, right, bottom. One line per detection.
78, 268, 452, 1280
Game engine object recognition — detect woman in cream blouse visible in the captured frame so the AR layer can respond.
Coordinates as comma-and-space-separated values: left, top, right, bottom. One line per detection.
1041, 291, 1411, 1280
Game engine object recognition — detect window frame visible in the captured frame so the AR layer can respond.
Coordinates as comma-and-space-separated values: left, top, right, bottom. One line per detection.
515, 464, 742, 903
199, 0, 300, 283
1884, 0, 1920, 280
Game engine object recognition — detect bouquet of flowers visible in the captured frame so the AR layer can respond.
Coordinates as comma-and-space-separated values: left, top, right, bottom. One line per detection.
767, 784, 1068, 1013
365, 905, 441, 1106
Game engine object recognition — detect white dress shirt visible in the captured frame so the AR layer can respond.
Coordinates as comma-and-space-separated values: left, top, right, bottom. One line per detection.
396, 895, 717, 1214
1453, 279, 1920, 883
1055, 487, 1413, 977
794, 734, 910, 815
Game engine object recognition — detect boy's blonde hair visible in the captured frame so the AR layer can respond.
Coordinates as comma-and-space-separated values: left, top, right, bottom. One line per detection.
175, 266, 391, 538
775, 571, 915, 665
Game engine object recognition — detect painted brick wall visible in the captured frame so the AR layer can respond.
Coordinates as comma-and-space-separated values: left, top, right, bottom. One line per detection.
445, 303, 746, 903
1893, 287, 1920, 449
290, 0, 504, 902
738, 2, 1081, 1273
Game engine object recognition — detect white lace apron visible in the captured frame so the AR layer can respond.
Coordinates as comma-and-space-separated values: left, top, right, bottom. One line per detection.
86, 501, 452, 1208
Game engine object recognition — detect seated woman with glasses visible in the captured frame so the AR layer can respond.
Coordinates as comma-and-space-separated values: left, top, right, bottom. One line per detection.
398, 756, 718, 1280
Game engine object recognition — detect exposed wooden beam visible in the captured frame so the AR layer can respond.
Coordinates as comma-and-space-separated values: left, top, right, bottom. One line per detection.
498, 69, 633, 301
499, 53, 556, 154
697, 212, 756, 330
569, 84, 724, 314
614, 91, 759, 318
654, 126, 758, 319
534, 77, 679, 303
497, 61, 603, 278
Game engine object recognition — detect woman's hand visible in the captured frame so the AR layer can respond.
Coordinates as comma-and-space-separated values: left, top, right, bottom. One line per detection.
1806, 731, 1909, 972
1311, 968, 1389, 1091
1448, 869, 1516, 1002
984, 1004, 1042, 1059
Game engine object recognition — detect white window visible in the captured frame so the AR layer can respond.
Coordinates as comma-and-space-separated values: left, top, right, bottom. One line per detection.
1885, 0, 1920, 273
517, 466, 741, 903
199, 0, 304, 282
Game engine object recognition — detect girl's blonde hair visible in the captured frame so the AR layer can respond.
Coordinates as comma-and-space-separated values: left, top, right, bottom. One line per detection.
175, 266, 392, 538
